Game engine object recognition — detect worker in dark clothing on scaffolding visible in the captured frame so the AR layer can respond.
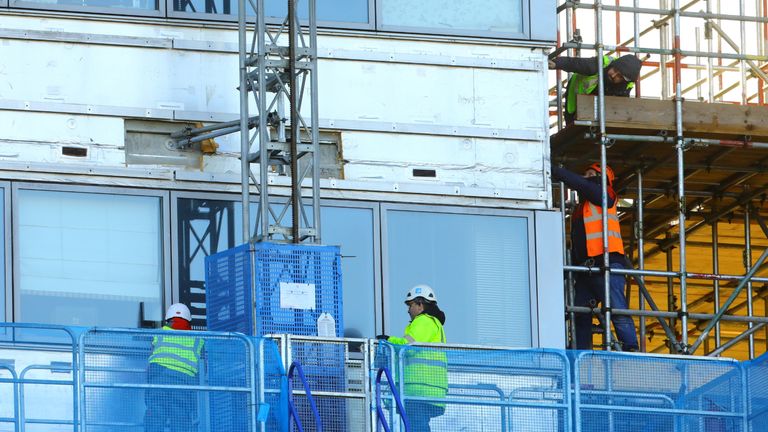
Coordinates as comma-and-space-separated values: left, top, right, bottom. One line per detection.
552, 163, 639, 352
549, 54, 643, 125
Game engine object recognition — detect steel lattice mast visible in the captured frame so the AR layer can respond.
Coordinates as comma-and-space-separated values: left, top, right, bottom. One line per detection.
237, 0, 320, 245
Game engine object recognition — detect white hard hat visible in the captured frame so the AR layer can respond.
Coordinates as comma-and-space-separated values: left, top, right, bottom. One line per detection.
405, 284, 437, 304
165, 303, 192, 322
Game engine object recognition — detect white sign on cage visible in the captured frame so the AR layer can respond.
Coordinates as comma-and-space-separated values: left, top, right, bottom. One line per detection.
279, 282, 316, 310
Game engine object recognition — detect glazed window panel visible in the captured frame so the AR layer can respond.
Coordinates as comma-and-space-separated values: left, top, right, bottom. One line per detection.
385, 209, 532, 347
379, 0, 524, 37
17, 189, 164, 327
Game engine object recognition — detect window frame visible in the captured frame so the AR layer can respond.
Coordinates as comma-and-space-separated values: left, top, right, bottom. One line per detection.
166, 0, 376, 30
1, 0, 551, 42
0, 182, 10, 323
380, 202, 539, 347
170, 190, 383, 335
9, 0, 164, 18
11, 182, 171, 325
374, 0, 530, 40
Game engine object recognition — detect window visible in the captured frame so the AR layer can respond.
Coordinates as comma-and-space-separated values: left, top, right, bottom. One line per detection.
378, 0, 526, 38
175, 197, 241, 325
174, 194, 378, 338
0, 184, 7, 322
171, 0, 371, 27
14, 186, 166, 327
321, 203, 377, 339
10, 0, 160, 14
384, 205, 533, 346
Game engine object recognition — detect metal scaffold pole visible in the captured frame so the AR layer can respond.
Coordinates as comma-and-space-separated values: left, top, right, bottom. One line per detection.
672, 0, 690, 353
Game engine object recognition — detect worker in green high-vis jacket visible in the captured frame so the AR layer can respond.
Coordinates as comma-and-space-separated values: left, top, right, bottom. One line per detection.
377, 285, 447, 432
144, 303, 203, 432
549, 54, 643, 125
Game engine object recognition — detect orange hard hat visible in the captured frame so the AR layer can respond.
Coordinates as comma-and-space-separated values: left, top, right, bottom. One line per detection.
588, 163, 616, 185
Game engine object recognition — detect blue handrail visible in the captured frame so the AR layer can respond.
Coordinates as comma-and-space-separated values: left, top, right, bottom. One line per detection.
287, 361, 323, 432
375, 367, 410, 432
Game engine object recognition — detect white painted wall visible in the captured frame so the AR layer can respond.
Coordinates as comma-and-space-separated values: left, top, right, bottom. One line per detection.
0, 13, 552, 206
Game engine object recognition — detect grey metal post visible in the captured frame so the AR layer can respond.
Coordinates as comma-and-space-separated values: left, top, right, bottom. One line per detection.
673, 0, 689, 353
637, 169, 646, 352
740, 0, 748, 105
660, 0, 670, 99
559, 182, 572, 346
238, 0, 251, 244
706, 0, 715, 102
594, 0, 614, 351
744, 199, 755, 358
712, 220, 721, 350
666, 243, 676, 353
309, 0, 321, 244
256, 0, 269, 241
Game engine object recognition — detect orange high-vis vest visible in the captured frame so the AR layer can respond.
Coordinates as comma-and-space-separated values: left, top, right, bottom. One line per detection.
581, 200, 624, 257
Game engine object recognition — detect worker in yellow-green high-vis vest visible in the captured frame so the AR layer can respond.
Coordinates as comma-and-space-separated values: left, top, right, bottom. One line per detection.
549, 54, 642, 125
377, 285, 447, 432
144, 303, 203, 432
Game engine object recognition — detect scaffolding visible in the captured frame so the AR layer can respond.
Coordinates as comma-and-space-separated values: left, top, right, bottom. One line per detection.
551, 0, 768, 359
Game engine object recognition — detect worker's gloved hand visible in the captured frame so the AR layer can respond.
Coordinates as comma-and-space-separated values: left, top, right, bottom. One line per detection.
548, 59, 556, 69
375, 334, 390, 341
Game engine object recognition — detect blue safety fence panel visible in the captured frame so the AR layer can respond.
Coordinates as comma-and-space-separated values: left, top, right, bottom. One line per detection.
575, 351, 745, 432
259, 338, 289, 432
745, 351, 768, 431
205, 243, 254, 334
79, 328, 259, 432
288, 337, 358, 432
206, 242, 343, 338
0, 324, 79, 432
376, 342, 571, 432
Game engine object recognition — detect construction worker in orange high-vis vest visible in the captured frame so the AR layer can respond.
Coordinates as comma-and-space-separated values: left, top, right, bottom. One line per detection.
552, 163, 639, 352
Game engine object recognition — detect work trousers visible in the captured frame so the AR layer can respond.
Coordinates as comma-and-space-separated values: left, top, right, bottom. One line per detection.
144, 363, 197, 432
574, 261, 639, 351
404, 400, 445, 432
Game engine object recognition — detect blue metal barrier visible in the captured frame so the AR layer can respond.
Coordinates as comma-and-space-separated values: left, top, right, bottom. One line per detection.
0, 323, 79, 432
77, 327, 262, 432
574, 350, 746, 432
288, 361, 323, 432
376, 342, 572, 432
375, 367, 410, 432
2, 323, 768, 431
745, 351, 768, 431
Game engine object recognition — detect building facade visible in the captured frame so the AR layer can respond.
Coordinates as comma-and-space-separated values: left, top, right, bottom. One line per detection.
0, 0, 564, 348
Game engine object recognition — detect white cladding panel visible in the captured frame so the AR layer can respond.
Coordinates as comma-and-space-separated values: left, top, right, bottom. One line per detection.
0, 14, 551, 204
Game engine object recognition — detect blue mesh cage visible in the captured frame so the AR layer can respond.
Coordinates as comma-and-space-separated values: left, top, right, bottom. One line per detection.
205, 243, 254, 334
205, 242, 343, 338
